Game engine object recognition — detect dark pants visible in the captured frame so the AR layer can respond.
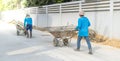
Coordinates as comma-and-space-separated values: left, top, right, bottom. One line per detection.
26, 24, 32, 38
26, 24, 32, 31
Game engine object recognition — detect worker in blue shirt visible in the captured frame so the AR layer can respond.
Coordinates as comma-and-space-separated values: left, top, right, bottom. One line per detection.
24, 14, 32, 38
75, 10, 92, 54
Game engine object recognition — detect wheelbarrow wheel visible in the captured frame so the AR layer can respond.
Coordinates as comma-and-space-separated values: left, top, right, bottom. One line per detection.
63, 38, 68, 46
53, 38, 59, 47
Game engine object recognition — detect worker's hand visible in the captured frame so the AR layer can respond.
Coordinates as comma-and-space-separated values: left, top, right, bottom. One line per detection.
75, 28, 78, 31
75, 31, 78, 33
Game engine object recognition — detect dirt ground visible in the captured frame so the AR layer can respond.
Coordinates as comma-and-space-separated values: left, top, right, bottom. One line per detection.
89, 31, 120, 48
97, 37, 120, 48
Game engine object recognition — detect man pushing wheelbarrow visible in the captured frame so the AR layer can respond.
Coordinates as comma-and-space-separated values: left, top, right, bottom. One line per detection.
24, 14, 33, 38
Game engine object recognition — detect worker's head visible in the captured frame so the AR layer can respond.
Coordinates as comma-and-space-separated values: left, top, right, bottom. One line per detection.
79, 10, 84, 17
26, 14, 30, 17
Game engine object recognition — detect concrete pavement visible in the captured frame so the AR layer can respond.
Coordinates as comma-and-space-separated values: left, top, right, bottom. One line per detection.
0, 23, 120, 61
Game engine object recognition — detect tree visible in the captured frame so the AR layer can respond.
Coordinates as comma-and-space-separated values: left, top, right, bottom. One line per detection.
0, 0, 22, 11
22, 0, 75, 7
0, 0, 78, 11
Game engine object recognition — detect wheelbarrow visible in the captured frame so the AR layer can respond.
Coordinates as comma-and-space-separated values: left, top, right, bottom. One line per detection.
46, 26, 76, 47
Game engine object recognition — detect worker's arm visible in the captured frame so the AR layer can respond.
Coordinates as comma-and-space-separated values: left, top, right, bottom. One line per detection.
75, 18, 81, 31
24, 18, 26, 28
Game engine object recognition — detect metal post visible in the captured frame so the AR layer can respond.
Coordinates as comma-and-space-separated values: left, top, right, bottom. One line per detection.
60, 4, 62, 26
46, 6, 48, 27
110, 0, 113, 38
79, 1, 82, 11
36, 7, 38, 27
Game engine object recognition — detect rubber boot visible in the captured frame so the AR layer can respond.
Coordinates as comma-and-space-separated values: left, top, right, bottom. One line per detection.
88, 48, 93, 54
74, 48, 80, 51
30, 31, 32, 38
24, 30, 27, 35
26, 31, 29, 38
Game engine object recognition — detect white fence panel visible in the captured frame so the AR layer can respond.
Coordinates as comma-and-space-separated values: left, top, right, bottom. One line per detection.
61, 13, 78, 26
1, 0, 120, 39
47, 13, 61, 27
37, 14, 47, 27
113, 11, 120, 39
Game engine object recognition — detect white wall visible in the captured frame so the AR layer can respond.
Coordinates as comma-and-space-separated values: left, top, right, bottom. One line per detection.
1, 0, 120, 40
113, 11, 120, 39
61, 13, 78, 26
47, 13, 61, 27
37, 14, 47, 27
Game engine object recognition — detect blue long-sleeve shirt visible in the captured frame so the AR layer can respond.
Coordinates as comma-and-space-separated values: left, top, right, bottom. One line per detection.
76, 16, 90, 36
24, 17, 32, 27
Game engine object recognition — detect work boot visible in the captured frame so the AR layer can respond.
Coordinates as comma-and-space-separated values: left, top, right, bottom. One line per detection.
74, 48, 80, 51
26, 31, 29, 38
24, 30, 27, 35
88, 48, 93, 54
30, 31, 32, 38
